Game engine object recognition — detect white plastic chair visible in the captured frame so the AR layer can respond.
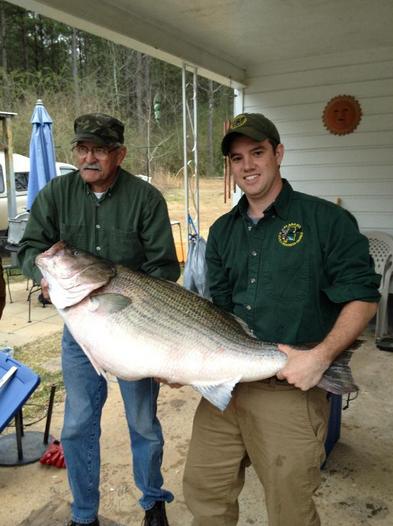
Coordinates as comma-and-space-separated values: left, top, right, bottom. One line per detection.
3, 211, 30, 303
363, 231, 393, 345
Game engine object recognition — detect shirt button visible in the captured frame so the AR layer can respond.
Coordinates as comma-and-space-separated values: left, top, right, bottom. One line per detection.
245, 304, 252, 311
96, 224, 101, 229
250, 250, 257, 256
250, 278, 256, 284
96, 246, 101, 251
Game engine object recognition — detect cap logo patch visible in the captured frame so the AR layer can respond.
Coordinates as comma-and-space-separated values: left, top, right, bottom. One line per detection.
230, 114, 247, 129
278, 223, 303, 247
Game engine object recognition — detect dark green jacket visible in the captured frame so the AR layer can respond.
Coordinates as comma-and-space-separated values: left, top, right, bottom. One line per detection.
206, 179, 380, 345
18, 168, 180, 284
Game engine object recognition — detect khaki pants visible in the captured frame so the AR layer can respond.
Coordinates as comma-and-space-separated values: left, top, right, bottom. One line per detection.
183, 380, 330, 526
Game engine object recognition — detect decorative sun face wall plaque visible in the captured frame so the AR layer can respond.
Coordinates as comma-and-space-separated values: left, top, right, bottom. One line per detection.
322, 95, 362, 135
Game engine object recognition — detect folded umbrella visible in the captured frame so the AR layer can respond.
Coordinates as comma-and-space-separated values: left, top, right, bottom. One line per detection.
27, 99, 57, 210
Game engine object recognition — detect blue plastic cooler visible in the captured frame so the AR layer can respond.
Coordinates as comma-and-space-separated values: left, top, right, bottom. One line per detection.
0, 351, 46, 465
324, 393, 342, 461
0, 351, 40, 432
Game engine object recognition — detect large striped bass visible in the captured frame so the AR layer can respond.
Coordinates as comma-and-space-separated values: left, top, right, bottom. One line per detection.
36, 241, 358, 411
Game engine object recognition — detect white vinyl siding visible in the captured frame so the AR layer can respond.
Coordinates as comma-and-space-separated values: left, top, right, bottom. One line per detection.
242, 47, 393, 235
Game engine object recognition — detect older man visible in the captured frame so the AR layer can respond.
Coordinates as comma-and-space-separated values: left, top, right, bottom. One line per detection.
18, 113, 180, 526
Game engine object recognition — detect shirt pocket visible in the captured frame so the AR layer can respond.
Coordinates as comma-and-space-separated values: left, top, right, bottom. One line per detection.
105, 227, 145, 268
262, 250, 310, 300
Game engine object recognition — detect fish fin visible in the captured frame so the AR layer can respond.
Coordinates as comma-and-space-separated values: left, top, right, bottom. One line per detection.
347, 338, 364, 351
88, 293, 131, 314
318, 350, 359, 395
81, 344, 108, 380
192, 377, 241, 411
65, 324, 108, 380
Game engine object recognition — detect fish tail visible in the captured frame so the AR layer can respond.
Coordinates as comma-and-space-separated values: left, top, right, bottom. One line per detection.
317, 350, 359, 395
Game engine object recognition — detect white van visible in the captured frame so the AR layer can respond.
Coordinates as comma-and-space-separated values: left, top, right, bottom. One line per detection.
0, 152, 76, 234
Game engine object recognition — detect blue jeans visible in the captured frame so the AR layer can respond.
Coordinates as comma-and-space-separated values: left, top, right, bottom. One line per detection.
61, 325, 174, 524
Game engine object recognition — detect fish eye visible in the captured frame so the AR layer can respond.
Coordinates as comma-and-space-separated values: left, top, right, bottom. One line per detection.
72, 250, 80, 256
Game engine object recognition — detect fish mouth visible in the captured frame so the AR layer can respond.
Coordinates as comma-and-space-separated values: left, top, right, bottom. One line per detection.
55, 262, 115, 289
37, 240, 67, 259
36, 242, 115, 284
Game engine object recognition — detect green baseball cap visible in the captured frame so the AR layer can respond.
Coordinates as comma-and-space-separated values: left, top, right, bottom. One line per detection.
221, 113, 280, 155
72, 113, 124, 146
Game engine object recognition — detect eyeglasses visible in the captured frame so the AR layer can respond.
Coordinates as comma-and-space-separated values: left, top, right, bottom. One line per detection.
72, 145, 119, 160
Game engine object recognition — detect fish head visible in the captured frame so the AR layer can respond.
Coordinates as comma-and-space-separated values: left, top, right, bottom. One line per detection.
35, 241, 116, 309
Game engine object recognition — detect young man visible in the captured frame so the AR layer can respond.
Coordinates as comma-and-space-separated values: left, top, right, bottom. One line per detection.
18, 113, 180, 526
183, 113, 381, 526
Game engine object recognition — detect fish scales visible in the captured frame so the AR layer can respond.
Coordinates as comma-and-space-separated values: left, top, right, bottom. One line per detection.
104, 269, 259, 352
102, 272, 217, 347
120, 270, 269, 352
106, 272, 262, 360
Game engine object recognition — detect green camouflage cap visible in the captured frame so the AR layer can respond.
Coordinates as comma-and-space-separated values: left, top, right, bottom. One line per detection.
222, 113, 280, 155
72, 113, 124, 146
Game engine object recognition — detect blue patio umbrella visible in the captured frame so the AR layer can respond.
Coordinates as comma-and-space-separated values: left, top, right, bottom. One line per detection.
27, 99, 57, 210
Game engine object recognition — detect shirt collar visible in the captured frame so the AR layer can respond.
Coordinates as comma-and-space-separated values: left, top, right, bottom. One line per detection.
81, 167, 123, 199
273, 179, 292, 219
231, 178, 293, 220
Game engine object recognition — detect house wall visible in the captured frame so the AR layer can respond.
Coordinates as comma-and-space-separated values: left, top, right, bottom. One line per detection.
242, 46, 393, 235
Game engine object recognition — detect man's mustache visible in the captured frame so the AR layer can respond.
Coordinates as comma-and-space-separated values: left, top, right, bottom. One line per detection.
81, 163, 101, 170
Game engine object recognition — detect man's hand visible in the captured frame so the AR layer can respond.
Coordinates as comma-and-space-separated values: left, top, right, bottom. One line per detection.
154, 377, 183, 389
40, 278, 50, 300
276, 344, 330, 391
276, 301, 378, 391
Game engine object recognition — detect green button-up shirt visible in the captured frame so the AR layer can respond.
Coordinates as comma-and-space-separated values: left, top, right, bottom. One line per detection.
18, 168, 180, 284
206, 179, 380, 345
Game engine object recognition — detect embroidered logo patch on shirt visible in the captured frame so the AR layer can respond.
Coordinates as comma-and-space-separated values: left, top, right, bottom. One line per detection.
278, 223, 303, 247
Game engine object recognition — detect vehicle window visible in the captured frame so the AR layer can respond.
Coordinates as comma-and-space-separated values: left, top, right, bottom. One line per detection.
0, 165, 4, 193
15, 172, 29, 192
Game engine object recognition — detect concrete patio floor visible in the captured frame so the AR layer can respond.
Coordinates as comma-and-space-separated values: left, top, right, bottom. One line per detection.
0, 276, 63, 348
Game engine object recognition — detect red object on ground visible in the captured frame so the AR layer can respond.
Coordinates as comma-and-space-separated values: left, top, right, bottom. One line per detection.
39, 439, 66, 468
